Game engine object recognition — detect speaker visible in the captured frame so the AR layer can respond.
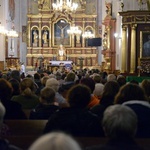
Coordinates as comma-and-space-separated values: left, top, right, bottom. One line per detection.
87, 38, 102, 47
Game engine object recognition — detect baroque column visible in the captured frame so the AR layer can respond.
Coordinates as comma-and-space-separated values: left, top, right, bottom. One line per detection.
130, 24, 137, 73
121, 25, 127, 73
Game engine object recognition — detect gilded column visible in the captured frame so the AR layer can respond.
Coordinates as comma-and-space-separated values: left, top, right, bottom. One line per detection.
27, 19, 31, 47
130, 24, 137, 73
82, 20, 85, 47
107, 26, 111, 49
39, 19, 42, 47
121, 25, 127, 73
72, 19, 75, 47
49, 20, 52, 47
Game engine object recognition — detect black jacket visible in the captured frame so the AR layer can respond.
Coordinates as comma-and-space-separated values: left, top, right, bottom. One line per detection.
29, 103, 59, 120
43, 107, 104, 137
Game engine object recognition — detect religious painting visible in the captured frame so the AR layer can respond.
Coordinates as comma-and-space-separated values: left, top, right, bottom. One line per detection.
140, 31, 150, 58
22, 26, 27, 43
85, 0, 97, 15
53, 19, 70, 46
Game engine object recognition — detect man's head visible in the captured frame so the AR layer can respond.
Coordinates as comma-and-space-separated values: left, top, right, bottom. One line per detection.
102, 105, 137, 139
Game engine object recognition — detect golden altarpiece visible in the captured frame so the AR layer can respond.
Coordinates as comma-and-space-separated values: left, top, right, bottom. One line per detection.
119, 10, 150, 74
26, 0, 99, 70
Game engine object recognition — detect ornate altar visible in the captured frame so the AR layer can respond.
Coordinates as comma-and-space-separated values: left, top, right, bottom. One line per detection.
26, 0, 100, 70
119, 10, 150, 74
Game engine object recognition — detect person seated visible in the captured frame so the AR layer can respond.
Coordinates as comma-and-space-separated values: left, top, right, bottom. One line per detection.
43, 84, 104, 137
29, 132, 81, 150
11, 78, 39, 109
80, 77, 99, 108
46, 78, 67, 106
0, 79, 26, 120
29, 87, 59, 120
86, 105, 144, 150
0, 102, 22, 149
115, 83, 150, 138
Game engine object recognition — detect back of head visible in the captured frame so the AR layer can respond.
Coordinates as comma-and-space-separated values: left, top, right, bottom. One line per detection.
141, 79, 150, 98
115, 83, 147, 104
34, 73, 41, 80
0, 78, 12, 101
66, 72, 75, 82
117, 75, 126, 87
40, 87, 55, 104
67, 84, 91, 108
80, 77, 95, 93
101, 81, 120, 106
102, 105, 137, 139
46, 78, 59, 92
10, 70, 21, 82
93, 83, 104, 97
107, 74, 116, 82
9, 78, 20, 96
41, 76, 50, 86
29, 132, 81, 150
20, 78, 35, 97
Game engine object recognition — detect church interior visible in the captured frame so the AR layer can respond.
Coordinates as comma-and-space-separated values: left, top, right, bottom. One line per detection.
0, 1, 150, 149
0, 0, 150, 75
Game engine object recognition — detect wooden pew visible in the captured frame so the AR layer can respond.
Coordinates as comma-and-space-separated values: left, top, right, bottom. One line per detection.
3, 136, 150, 150
4, 120, 48, 136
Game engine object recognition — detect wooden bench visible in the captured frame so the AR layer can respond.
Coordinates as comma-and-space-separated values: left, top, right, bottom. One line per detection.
4, 120, 48, 136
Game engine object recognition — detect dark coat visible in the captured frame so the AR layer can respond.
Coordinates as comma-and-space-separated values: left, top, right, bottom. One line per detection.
29, 103, 59, 120
2, 100, 27, 120
123, 100, 150, 138
43, 107, 104, 137
86, 138, 144, 150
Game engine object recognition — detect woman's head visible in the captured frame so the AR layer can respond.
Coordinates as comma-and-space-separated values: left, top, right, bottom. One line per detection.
67, 84, 91, 108
0, 78, 12, 101
20, 78, 35, 97
115, 83, 147, 104
40, 87, 55, 104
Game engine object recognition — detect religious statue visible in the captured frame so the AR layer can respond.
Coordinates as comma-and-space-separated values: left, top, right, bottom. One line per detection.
42, 30, 48, 44
33, 30, 38, 44
57, 44, 66, 61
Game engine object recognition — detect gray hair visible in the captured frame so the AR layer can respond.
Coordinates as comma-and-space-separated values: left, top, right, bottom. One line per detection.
46, 78, 59, 92
107, 74, 116, 82
0, 102, 5, 127
29, 132, 81, 150
102, 105, 137, 139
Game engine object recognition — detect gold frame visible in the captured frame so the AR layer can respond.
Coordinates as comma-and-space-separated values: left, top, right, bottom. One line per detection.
52, 18, 71, 47
140, 31, 150, 58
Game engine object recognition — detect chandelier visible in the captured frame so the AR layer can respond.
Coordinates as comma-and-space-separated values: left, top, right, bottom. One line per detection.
52, 0, 78, 13
7, 29, 18, 37
67, 25, 82, 35
82, 31, 95, 38
0, 24, 18, 37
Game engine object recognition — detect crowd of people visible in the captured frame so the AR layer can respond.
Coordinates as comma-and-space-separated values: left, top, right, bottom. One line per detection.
0, 67, 150, 149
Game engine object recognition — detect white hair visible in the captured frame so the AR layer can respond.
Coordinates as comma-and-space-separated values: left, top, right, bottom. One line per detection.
107, 74, 116, 82
29, 132, 81, 150
102, 105, 137, 138
46, 78, 59, 92
93, 83, 104, 97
